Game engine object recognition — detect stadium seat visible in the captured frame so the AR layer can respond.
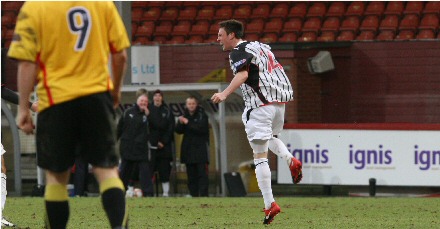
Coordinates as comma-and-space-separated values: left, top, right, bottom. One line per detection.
317, 31, 336, 42
233, 5, 252, 20
189, 23, 209, 36
4, 28, 15, 40
418, 14, 439, 31
339, 16, 361, 32
136, 23, 155, 37
283, 18, 303, 33
131, 7, 144, 23
416, 29, 436, 39
301, 17, 321, 32
165, 1, 182, 7
245, 33, 260, 42
246, 19, 265, 34
399, 14, 420, 31
422, 1, 440, 15
297, 31, 317, 42
185, 35, 204, 44
131, 23, 138, 38
208, 23, 220, 35
178, 6, 198, 21
152, 35, 168, 44
264, 18, 284, 34
204, 34, 218, 43
356, 30, 376, 41
154, 21, 173, 36
251, 3, 271, 19
1, 14, 15, 28
278, 32, 298, 42
379, 15, 399, 32
336, 30, 356, 41
321, 17, 341, 32
132, 36, 150, 45
403, 1, 424, 16
171, 21, 192, 36
148, 1, 165, 7
395, 30, 415, 40
376, 30, 395, 40
326, 2, 346, 18
160, 7, 179, 21
345, 1, 365, 17
4, 39, 12, 48
142, 7, 161, 21
165, 35, 185, 44
260, 33, 278, 43
196, 6, 216, 20
360, 15, 380, 31
214, 5, 233, 20
288, 3, 308, 19
270, 2, 290, 19
1, 1, 22, 12
306, 2, 327, 18
183, 1, 201, 7
364, 1, 385, 16
384, 1, 405, 16
131, 2, 149, 7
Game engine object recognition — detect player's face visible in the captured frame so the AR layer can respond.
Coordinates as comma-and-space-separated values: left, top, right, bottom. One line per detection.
137, 95, 149, 111
217, 28, 232, 51
185, 98, 198, 114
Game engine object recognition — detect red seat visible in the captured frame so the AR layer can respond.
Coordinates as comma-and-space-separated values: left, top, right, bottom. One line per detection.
271, 3, 290, 19
245, 33, 260, 41
1, 14, 15, 28
264, 18, 284, 34
260, 33, 279, 43
302, 17, 321, 32
246, 19, 265, 34
178, 6, 198, 21
1, 1, 23, 11
148, 1, 165, 7
395, 30, 415, 40
196, 6, 215, 20
384, 1, 405, 16
204, 34, 218, 43
160, 7, 179, 21
339, 16, 360, 32
132, 36, 150, 45
336, 31, 355, 41
356, 30, 376, 41
251, 3, 271, 19
360, 15, 380, 31
345, 1, 365, 17
423, 2, 440, 15
189, 23, 209, 36
165, 1, 182, 7
416, 29, 436, 39
185, 35, 204, 44
279, 32, 298, 42
171, 21, 191, 36
142, 7, 161, 21
288, 3, 308, 19
364, 1, 385, 16
131, 7, 144, 23
283, 18, 303, 33
418, 14, 439, 31
165, 35, 185, 44
376, 30, 395, 40
379, 15, 399, 31
317, 31, 336, 42
4, 29, 15, 40
152, 35, 168, 44
214, 5, 233, 20
183, 1, 201, 7
326, 2, 346, 18
399, 14, 420, 31
403, 1, 424, 16
306, 2, 327, 18
233, 5, 252, 20
208, 23, 220, 35
136, 22, 155, 37
131, 2, 149, 7
154, 21, 173, 36
321, 17, 340, 32
297, 31, 317, 42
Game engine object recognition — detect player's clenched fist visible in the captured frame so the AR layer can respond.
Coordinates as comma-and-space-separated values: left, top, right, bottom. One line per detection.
211, 92, 227, 103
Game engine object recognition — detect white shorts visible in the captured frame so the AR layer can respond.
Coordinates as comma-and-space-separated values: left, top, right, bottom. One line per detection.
242, 103, 285, 142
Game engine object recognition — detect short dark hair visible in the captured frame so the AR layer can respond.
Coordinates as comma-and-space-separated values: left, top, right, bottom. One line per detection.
218, 19, 244, 39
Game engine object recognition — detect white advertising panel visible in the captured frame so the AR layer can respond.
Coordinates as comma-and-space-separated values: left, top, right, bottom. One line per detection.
278, 129, 440, 186
131, 46, 160, 85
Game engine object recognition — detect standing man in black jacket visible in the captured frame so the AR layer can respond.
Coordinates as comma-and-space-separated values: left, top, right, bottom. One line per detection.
117, 91, 154, 197
175, 96, 210, 197
148, 89, 175, 197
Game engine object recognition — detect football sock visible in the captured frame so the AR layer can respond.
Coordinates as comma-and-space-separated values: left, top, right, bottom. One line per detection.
100, 177, 127, 229
254, 158, 275, 210
1, 173, 6, 210
45, 184, 69, 229
162, 182, 170, 196
269, 137, 293, 161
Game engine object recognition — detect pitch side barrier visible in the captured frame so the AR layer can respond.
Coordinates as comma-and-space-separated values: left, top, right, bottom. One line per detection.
278, 123, 440, 187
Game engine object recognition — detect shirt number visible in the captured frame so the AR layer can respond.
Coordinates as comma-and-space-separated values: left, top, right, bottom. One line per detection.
67, 7, 91, 51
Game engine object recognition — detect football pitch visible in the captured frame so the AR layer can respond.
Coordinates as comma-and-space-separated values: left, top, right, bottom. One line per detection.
3, 197, 439, 228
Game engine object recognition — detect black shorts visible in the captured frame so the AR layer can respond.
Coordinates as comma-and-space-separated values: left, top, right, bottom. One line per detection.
36, 92, 119, 172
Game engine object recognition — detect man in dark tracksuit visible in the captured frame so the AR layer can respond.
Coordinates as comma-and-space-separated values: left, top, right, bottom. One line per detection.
175, 96, 210, 197
148, 90, 175, 197
117, 93, 154, 197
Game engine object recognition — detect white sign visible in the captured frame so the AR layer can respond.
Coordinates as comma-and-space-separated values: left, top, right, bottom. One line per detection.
131, 46, 160, 85
278, 129, 440, 186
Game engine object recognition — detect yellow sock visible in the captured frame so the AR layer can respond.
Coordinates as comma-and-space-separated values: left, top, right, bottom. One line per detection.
99, 177, 125, 193
45, 184, 68, 201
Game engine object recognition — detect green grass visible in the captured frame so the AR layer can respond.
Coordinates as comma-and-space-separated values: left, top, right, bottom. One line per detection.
3, 197, 439, 228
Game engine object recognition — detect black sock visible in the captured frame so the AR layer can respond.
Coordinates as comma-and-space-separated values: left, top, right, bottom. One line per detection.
102, 188, 127, 228
45, 201, 69, 229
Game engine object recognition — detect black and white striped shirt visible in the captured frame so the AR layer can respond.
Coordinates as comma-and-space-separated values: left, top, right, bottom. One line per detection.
229, 41, 294, 109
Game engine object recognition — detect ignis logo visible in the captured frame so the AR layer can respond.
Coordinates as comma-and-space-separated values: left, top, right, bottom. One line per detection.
414, 145, 440, 171
233, 59, 247, 68
349, 145, 392, 169
287, 144, 329, 164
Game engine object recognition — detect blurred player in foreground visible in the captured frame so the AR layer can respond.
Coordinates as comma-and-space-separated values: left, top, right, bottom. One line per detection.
8, 2, 130, 228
